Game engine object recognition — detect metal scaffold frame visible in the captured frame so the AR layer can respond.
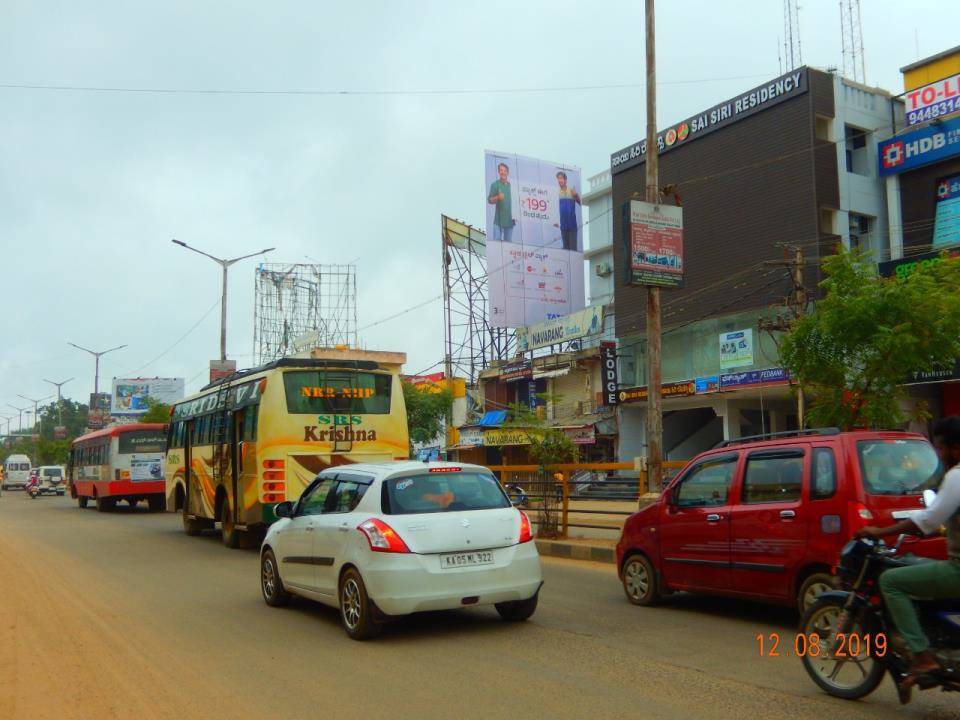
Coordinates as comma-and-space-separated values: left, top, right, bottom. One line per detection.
442, 216, 515, 389
253, 263, 357, 365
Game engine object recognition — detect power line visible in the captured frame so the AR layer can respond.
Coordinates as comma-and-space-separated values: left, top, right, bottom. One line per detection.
121, 296, 221, 377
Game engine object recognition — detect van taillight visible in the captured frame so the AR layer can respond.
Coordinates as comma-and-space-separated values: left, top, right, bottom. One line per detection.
357, 518, 410, 553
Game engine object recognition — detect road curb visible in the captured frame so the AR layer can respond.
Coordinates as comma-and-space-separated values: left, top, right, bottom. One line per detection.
535, 539, 616, 565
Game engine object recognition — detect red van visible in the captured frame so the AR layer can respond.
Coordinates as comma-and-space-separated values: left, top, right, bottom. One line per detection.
616, 429, 944, 612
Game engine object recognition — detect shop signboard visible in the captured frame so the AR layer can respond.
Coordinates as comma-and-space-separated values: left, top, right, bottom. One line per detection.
719, 329, 754, 370
484, 428, 538, 446
459, 427, 485, 447
695, 376, 719, 394
484, 150, 585, 328
623, 200, 684, 288
906, 360, 960, 384
500, 361, 533, 382
719, 367, 790, 390
563, 426, 596, 445
516, 305, 603, 352
878, 245, 960, 278
878, 116, 960, 176
617, 380, 695, 404
934, 174, 960, 248
600, 342, 619, 406
905, 72, 960, 127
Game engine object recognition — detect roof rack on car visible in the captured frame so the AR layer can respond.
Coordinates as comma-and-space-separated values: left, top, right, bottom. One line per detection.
714, 427, 841, 449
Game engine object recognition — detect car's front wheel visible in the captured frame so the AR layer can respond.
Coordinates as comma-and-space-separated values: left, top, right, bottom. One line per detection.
622, 553, 663, 606
339, 568, 381, 640
495, 592, 538, 621
260, 549, 291, 607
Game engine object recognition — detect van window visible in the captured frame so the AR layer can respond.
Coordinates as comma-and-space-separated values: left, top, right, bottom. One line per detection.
742, 452, 804, 504
812, 448, 837, 499
675, 457, 737, 508
858, 439, 940, 495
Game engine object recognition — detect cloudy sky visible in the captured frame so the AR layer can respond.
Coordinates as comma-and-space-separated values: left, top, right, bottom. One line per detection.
0, 0, 954, 419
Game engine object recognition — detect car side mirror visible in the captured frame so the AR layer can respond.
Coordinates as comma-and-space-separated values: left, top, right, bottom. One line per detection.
274, 501, 294, 518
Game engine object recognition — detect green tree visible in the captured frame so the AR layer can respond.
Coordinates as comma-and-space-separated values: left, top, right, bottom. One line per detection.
502, 400, 578, 468
781, 249, 960, 429
401, 381, 453, 456
37, 399, 89, 441
139, 397, 173, 425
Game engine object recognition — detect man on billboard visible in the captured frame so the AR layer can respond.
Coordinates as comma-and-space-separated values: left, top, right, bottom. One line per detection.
487, 162, 515, 243
554, 171, 581, 251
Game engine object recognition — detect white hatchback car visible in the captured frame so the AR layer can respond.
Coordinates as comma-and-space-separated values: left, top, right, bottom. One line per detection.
260, 461, 542, 639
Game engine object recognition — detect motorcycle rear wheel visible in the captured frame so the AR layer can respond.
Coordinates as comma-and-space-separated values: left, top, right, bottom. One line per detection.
800, 597, 886, 700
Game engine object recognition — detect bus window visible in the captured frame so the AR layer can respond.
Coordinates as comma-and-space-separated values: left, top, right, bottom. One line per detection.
118, 429, 166, 454
283, 371, 392, 414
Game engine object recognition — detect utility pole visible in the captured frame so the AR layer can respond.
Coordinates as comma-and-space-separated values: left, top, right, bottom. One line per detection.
645, 0, 664, 493
44, 378, 74, 426
18, 394, 52, 456
8, 404, 28, 433
759, 244, 808, 428
68, 342, 127, 401
171, 239, 275, 362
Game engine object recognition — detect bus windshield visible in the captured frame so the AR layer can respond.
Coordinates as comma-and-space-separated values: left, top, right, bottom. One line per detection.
283, 370, 392, 414
118, 430, 167, 454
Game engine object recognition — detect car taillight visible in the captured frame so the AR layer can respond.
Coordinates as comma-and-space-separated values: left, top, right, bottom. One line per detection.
518, 510, 533, 543
358, 518, 410, 553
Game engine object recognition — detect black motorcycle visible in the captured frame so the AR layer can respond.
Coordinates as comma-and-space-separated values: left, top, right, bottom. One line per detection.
800, 535, 960, 700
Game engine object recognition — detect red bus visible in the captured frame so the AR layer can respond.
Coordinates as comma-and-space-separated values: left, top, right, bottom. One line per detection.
68, 424, 167, 512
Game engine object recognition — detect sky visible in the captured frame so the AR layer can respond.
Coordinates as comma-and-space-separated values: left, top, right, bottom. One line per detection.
1, 0, 956, 421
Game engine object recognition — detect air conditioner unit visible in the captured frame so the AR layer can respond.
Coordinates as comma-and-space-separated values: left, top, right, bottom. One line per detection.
595, 262, 612, 277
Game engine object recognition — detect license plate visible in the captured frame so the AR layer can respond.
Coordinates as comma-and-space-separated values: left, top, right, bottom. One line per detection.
440, 551, 494, 569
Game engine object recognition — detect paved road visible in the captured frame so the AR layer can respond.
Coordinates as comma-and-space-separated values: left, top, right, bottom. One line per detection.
1, 493, 958, 720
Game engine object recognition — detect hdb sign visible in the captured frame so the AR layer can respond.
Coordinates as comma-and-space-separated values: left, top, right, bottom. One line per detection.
878, 116, 960, 176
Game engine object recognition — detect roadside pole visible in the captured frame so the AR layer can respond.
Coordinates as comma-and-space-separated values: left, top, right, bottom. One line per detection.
644, 0, 664, 493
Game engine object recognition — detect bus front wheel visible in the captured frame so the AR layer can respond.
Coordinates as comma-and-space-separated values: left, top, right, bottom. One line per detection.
221, 500, 241, 549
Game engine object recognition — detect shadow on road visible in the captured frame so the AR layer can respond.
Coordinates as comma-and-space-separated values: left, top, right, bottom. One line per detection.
655, 591, 797, 629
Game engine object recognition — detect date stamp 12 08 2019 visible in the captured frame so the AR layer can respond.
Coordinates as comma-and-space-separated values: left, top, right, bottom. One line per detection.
757, 632, 887, 658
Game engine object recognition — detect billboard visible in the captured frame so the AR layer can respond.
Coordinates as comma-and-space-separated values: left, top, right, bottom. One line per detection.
623, 200, 684, 287
934, 174, 960, 248
878, 116, 960, 176
515, 305, 603, 352
111, 377, 185, 416
719, 329, 754, 370
905, 72, 960, 127
484, 150, 585, 328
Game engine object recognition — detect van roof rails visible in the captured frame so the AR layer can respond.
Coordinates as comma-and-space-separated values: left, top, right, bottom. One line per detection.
715, 427, 841, 449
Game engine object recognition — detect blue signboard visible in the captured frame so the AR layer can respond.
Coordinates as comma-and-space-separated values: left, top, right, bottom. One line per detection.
934, 174, 960, 248
878, 116, 960, 176
719, 367, 790, 390
695, 376, 719, 394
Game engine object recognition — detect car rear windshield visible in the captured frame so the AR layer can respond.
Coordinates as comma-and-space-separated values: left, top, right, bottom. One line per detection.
118, 430, 166, 455
42, 468, 62, 477
857, 439, 940, 495
382, 472, 511, 515
283, 370, 392, 415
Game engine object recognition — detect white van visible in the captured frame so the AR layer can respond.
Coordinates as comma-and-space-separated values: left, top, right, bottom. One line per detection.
3, 455, 32, 490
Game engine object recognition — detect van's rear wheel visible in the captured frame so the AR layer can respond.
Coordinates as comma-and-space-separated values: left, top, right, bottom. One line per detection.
622, 554, 663, 606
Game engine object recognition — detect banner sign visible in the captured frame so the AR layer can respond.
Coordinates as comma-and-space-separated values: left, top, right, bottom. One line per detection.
906, 72, 960, 127
458, 427, 485, 447
484, 150, 586, 328
695, 376, 720, 394
499, 361, 533, 382
878, 245, 960, 279
516, 305, 603, 352
906, 359, 960, 384
112, 378, 185, 415
564, 426, 596, 445
719, 329, 754, 370
624, 201, 684, 288
618, 380, 696, 404
611, 69, 807, 174
600, 342, 619, 406
484, 428, 537, 446
878, 115, 960, 176
934, 174, 960, 248
719, 367, 790, 389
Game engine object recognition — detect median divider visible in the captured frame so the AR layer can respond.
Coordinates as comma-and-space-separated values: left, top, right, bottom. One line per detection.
535, 537, 617, 564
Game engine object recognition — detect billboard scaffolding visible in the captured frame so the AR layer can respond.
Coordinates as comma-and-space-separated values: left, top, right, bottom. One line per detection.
253, 263, 357, 365
442, 216, 515, 391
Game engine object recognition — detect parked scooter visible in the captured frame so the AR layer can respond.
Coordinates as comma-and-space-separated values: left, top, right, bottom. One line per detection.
800, 520, 960, 703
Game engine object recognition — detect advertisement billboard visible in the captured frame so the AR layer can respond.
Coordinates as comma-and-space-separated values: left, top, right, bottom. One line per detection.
934, 174, 960, 248
905, 72, 960, 127
719, 329, 754, 370
623, 200, 684, 288
484, 150, 585, 328
111, 378, 185, 416
515, 305, 603, 352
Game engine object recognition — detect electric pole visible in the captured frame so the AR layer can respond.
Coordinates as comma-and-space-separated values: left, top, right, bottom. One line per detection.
171, 239, 275, 362
759, 244, 808, 428
44, 378, 74, 426
645, 0, 664, 493
68, 342, 127, 402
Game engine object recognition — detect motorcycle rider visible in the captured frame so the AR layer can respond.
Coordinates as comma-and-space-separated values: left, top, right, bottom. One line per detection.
856, 416, 960, 690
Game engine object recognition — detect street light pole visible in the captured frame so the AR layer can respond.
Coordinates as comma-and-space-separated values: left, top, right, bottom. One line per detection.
18, 394, 52, 456
67, 343, 127, 400
8, 404, 27, 433
43, 378, 74, 426
171, 239, 275, 362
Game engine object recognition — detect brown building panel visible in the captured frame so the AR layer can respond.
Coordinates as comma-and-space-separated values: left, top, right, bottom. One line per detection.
612, 69, 839, 338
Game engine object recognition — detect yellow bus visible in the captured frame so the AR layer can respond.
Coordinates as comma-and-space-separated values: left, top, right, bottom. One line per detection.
165, 348, 408, 547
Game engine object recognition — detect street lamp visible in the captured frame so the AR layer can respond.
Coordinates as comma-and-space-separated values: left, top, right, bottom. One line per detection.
18, 394, 52, 444
67, 343, 127, 400
171, 239, 275, 362
44, 378, 74, 426
0, 415, 13, 436
7, 404, 28, 433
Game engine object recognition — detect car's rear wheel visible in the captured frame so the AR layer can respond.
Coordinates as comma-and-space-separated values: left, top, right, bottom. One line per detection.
339, 568, 381, 640
622, 553, 663, 606
495, 592, 539, 621
261, 549, 291, 607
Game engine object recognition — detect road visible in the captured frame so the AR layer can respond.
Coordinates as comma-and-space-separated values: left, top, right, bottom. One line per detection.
1, 493, 958, 720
